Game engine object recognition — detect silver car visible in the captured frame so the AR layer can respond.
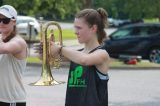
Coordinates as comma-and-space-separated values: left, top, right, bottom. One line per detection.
16, 16, 40, 40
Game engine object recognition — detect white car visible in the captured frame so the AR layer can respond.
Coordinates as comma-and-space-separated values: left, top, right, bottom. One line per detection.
16, 16, 40, 39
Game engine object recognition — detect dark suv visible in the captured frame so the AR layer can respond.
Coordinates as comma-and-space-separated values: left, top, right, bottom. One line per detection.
104, 23, 160, 63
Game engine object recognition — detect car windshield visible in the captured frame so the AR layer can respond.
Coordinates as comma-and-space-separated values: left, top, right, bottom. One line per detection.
17, 18, 34, 24
110, 27, 133, 39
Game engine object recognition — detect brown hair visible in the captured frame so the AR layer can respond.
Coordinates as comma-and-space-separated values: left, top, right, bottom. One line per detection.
75, 8, 108, 44
3, 26, 17, 43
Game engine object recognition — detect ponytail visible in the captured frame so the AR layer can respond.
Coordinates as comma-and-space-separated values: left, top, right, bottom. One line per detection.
97, 8, 108, 44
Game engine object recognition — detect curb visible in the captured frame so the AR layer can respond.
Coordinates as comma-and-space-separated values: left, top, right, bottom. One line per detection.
27, 62, 160, 70
109, 67, 160, 70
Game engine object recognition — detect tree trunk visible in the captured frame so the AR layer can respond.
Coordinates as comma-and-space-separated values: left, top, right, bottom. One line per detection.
83, 0, 93, 8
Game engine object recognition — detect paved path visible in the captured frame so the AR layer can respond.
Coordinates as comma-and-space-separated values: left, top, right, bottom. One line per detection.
24, 66, 68, 106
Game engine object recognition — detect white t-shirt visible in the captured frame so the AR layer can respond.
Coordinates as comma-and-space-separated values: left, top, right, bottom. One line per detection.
0, 36, 26, 103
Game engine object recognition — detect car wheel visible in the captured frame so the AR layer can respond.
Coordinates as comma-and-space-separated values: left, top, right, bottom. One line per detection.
149, 48, 160, 63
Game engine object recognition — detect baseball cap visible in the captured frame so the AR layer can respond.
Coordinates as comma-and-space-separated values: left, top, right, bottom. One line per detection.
0, 5, 17, 19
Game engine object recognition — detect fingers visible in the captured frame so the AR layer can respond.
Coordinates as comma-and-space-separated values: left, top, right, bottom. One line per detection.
49, 34, 60, 46
33, 40, 60, 58
50, 34, 55, 42
33, 42, 43, 54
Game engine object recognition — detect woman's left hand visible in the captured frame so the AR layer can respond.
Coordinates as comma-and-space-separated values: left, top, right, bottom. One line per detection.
50, 37, 61, 57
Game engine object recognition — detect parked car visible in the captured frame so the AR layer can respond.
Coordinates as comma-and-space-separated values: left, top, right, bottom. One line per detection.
108, 18, 123, 27
16, 16, 40, 38
104, 22, 160, 63
108, 18, 143, 28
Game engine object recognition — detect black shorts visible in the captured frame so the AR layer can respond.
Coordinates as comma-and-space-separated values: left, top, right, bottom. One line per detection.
0, 102, 26, 106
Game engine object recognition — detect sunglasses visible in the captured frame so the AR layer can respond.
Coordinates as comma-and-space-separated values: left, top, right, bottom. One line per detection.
0, 18, 11, 24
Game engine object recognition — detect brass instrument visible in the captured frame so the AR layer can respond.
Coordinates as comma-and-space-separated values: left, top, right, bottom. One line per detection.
31, 21, 64, 86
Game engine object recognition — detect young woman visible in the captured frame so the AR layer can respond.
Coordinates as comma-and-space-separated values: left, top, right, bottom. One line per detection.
0, 5, 27, 106
50, 8, 110, 106
36, 8, 110, 106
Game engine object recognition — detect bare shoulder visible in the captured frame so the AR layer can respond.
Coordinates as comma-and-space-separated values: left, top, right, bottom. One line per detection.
10, 35, 27, 59
93, 49, 110, 64
95, 49, 110, 59
11, 35, 27, 47
95, 49, 110, 73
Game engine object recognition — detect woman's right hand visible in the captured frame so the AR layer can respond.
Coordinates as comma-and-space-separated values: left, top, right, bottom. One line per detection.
33, 42, 43, 60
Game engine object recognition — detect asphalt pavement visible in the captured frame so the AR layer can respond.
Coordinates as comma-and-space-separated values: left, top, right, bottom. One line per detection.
24, 65, 160, 106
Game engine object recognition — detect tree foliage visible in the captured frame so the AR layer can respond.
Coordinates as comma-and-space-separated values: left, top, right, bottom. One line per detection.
2, 0, 83, 20
94, 0, 160, 20
1, 0, 160, 21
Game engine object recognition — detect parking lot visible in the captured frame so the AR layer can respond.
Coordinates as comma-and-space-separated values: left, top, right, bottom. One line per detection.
24, 65, 160, 106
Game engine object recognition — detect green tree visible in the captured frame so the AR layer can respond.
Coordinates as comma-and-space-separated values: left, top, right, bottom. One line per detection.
2, 0, 83, 20
94, 0, 160, 21
3, 0, 36, 15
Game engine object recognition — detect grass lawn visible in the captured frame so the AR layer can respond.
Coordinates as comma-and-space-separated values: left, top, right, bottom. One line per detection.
36, 29, 77, 41
27, 57, 41, 64
27, 57, 160, 68
144, 18, 160, 22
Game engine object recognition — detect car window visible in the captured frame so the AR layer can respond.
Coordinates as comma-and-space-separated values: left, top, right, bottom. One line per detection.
111, 27, 135, 39
147, 26, 160, 35
129, 27, 141, 36
137, 26, 160, 37
24, 19, 34, 23
138, 26, 148, 36
17, 18, 34, 24
123, 25, 160, 37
